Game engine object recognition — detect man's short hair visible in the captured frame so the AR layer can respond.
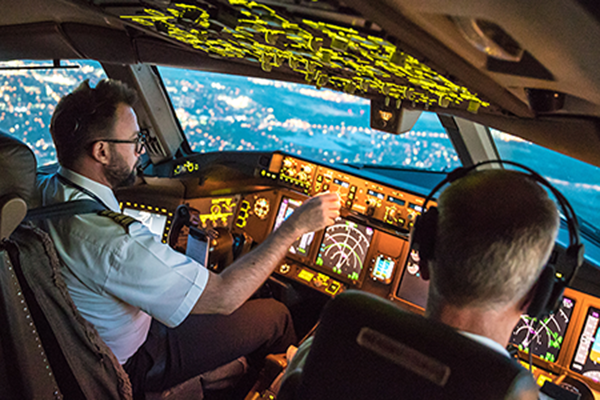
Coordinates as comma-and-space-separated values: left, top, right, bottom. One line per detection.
50, 79, 137, 168
429, 169, 560, 310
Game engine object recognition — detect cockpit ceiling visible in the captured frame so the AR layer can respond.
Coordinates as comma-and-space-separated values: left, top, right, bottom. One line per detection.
82, 0, 493, 116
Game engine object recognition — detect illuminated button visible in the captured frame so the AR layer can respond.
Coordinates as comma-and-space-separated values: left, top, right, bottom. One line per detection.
298, 269, 315, 282
317, 175, 323, 182
345, 200, 352, 208
348, 193, 354, 200
397, 218, 406, 226
326, 281, 341, 295
279, 264, 291, 274
350, 185, 357, 193
323, 184, 329, 191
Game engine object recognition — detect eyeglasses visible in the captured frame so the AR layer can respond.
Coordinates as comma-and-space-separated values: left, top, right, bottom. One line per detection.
90, 129, 148, 153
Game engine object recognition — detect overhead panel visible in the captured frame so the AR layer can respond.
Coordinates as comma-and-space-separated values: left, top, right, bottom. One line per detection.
91, 0, 490, 114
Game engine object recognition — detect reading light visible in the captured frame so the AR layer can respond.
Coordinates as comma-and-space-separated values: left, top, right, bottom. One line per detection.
452, 17, 524, 62
370, 99, 422, 134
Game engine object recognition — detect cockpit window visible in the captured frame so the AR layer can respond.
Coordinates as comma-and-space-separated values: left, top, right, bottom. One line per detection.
0, 59, 107, 166
491, 130, 600, 231
158, 66, 461, 172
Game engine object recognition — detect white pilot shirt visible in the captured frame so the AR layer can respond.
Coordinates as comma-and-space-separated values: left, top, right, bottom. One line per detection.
37, 167, 209, 364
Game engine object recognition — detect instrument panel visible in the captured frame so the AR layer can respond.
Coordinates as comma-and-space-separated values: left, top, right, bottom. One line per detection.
122, 152, 600, 395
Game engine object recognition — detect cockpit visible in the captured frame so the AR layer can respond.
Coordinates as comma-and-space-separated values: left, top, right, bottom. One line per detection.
3, 0, 600, 398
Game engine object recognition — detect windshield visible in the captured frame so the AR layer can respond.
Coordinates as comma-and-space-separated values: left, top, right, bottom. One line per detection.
158, 67, 460, 172
491, 130, 600, 231
0, 60, 107, 165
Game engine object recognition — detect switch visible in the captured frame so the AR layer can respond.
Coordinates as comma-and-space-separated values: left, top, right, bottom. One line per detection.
279, 264, 291, 274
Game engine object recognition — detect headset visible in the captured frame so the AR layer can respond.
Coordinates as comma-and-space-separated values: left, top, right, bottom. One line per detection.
410, 160, 585, 319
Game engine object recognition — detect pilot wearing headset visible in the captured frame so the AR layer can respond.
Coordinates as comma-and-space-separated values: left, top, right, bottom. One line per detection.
287, 166, 583, 394
37, 79, 341, 396
417, 168, 560, 351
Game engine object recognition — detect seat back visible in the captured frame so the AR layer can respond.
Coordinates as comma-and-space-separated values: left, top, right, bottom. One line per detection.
0, 131, 33, 240
0, 131, 132, 399
283, 291, 539, 400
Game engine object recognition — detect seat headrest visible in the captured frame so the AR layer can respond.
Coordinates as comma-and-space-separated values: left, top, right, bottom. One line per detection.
0, 131, 36, 207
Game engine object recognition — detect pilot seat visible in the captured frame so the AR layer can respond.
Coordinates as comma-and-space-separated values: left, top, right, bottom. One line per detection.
0, 131, 246, 399
278, 290, 540, 400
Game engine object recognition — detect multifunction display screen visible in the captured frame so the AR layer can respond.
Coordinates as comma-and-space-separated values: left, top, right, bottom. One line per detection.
273, 197, 314, 258
395, 249, 430, 308
509, 296, 575, 363
371, 254, 395, 284
571, 306, 600, 381
316, 218, 374, 282
123, 208, 168, 236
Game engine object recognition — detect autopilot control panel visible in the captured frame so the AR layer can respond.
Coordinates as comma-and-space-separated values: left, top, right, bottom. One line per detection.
266, 154, 429, 231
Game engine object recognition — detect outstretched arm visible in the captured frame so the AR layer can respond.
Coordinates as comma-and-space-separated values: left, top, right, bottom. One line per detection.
192, 192, 341, 315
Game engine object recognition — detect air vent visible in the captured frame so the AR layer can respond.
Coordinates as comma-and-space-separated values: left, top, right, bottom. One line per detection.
145, 135, 167, 158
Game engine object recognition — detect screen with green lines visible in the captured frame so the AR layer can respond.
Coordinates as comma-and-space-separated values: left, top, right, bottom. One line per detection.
316, 218, 374, 283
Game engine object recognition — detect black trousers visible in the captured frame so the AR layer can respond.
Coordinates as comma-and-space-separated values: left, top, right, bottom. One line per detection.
123, 298, 296, 396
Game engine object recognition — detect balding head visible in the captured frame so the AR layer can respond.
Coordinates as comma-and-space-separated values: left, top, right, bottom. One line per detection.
428, 169, 559, 311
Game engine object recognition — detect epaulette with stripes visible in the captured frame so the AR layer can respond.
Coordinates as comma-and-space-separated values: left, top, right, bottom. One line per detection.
97, 210, 138, 232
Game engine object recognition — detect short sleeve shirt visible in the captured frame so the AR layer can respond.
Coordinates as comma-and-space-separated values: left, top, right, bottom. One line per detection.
37, 167, 210, 364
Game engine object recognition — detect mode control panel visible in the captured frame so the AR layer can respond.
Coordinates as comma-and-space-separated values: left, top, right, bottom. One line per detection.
265, 153, 433, 230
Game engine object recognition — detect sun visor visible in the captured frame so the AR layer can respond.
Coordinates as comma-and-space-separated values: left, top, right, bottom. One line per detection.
0, 22, 81, 62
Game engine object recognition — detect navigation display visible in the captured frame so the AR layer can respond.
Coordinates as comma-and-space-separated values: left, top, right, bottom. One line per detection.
123, 208, 167, 236
273, 197, 314, 258
510, 296, 575, 363
571, 306, 600, 381
316, 218, 374, 282
396, 250, 430, 308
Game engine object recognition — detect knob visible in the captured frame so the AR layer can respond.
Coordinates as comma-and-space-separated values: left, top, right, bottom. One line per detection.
279, 264, 291, 274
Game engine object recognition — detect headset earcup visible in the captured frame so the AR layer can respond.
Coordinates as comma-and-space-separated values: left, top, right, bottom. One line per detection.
526, 265, 556, 319
411, 207, 438, 262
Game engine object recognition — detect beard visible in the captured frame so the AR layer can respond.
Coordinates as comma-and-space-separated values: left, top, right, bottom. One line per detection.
104, 152, 139, 189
